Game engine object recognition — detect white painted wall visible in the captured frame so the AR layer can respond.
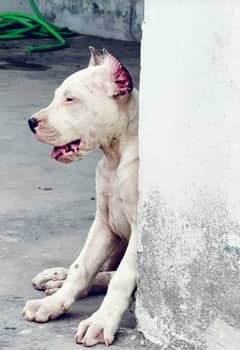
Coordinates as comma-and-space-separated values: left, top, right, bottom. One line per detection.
139, 0, 240, 214
137, 1, 240, 348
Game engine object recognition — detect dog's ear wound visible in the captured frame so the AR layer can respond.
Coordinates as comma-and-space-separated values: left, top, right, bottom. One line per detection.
88, 47, 133, 97
104, 51, 134, 98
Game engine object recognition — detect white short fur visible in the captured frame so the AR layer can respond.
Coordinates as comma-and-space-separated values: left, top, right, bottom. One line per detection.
23, 47, 138, 347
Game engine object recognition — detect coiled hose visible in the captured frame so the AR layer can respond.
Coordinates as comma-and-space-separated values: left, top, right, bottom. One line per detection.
0, 0, 75, 52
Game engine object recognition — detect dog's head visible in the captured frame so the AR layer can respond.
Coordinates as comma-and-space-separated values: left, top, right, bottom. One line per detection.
28, 47, 133, 163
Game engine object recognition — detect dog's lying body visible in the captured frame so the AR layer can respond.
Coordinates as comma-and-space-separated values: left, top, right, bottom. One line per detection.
23, 47, 138, 347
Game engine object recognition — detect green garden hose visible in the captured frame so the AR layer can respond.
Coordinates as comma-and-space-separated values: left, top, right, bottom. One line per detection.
0, 0, 76, 52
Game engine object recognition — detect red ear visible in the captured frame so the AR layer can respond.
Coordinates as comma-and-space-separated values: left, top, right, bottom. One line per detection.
103, 50, 134, 98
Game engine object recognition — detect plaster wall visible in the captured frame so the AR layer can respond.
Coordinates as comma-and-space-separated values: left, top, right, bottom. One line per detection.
137, 1, 240, 349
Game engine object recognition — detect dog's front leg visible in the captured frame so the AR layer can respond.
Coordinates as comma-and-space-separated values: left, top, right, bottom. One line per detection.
23, 216, 118, 323
75, 226, 137, 346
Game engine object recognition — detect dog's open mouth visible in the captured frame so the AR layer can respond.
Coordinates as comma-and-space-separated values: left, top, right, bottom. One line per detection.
51, 139, 81, 160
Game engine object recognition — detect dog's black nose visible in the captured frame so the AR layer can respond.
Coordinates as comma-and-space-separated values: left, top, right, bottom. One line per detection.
28, 117, 39, 134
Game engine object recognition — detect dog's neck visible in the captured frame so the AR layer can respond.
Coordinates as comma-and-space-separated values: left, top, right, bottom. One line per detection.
102, 141, 121, 168
101, 89, 138, 170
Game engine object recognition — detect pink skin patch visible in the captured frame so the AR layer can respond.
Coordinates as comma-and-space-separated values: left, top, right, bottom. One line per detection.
106, 53, 133, 97
51, 139, 81, 163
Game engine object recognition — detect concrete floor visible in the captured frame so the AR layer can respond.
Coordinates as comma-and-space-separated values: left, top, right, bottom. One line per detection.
0, 36, 148, 350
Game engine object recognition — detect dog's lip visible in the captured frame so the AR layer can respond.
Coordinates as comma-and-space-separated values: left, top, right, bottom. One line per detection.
53, 139, 81, 150
51, 139, 81, 160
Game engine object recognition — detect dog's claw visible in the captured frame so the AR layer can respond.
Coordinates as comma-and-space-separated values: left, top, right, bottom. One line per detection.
75, 313, 115, 347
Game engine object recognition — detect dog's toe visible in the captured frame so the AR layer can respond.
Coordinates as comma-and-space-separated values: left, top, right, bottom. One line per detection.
32, 267, 68, 290
23, 296, 67, 323
75, 313, 115, 347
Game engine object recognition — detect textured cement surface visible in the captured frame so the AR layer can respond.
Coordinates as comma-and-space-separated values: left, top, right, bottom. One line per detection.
137, 2, 240, 349
37, 0, 143, 42
0, 36, 147, 350
0, 0, 143, 42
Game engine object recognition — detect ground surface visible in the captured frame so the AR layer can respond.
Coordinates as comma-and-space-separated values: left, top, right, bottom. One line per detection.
0, 35, 149, 350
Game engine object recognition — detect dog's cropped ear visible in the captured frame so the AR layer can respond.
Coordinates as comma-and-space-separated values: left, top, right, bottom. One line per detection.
88, 46, 105, 66
103, 49, 134, 98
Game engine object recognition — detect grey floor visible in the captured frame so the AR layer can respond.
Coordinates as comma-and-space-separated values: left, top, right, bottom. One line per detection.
0, 36, 149, 349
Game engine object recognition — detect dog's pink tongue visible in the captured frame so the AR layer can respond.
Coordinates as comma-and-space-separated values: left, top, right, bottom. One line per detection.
51, 145, 65, 159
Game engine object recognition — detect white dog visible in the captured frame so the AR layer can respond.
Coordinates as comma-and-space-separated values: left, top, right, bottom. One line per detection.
23, 47, 139, 347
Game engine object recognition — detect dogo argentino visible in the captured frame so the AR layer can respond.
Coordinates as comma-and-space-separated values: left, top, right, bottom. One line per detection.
23, 47, 139, 347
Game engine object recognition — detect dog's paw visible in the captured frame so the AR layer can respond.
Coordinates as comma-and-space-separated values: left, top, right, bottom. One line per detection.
32, 267, 68, 295
23, 296, 69, 323
75, 312, 118, 347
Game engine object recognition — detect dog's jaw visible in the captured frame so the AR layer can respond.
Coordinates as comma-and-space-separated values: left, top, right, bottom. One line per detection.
51, 139, 81, 163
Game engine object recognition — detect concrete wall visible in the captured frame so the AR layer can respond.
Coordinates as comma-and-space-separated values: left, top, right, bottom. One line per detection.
0, 0, 33, 13
0, 1, 143, 41
36, 0, 143, 42
137, 1, 240, 349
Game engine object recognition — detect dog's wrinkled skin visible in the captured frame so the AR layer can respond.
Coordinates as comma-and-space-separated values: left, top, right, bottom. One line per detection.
23, 47, 138, 347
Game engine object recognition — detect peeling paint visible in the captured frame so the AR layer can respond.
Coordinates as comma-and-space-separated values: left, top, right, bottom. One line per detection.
205, 319, 240, 350
137, 1, 240, 348
137, 189, 240, 348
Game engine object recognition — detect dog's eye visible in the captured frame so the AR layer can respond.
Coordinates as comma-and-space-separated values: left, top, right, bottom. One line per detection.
65, 97, 75, 103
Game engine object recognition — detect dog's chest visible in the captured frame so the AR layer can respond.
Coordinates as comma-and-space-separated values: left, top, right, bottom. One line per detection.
98, 170, 131, 240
